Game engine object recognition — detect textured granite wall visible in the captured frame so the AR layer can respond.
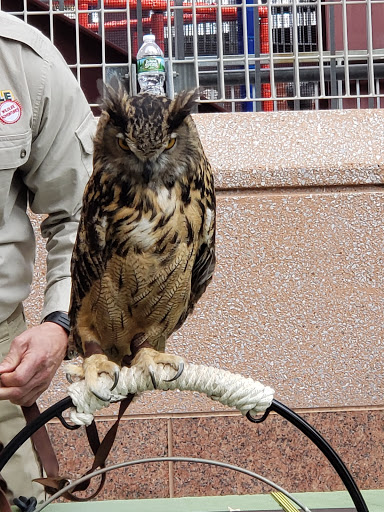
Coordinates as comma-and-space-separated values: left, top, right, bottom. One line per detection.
26, 109, 384, 498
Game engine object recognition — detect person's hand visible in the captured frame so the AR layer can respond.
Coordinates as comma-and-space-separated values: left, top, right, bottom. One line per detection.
0, 322, 68, 406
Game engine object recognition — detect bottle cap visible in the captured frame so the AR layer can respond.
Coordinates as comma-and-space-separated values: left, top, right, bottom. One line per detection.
143, 34, 156, 42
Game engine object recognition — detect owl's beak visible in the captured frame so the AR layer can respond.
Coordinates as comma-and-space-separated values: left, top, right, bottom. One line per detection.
143, 160, 153, 183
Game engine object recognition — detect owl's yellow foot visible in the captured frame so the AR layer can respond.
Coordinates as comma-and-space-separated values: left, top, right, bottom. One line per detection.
84, 354, 120, 401
67, 354, 120, 402
131, 347, 184, 389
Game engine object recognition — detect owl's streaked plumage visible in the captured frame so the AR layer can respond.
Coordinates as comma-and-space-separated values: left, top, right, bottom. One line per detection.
67, 82, 216, 399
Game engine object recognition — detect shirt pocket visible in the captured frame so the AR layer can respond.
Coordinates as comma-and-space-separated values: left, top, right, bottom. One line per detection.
75, 112, 96, 177
0, 130, 32, 224
0, 130, 32, 169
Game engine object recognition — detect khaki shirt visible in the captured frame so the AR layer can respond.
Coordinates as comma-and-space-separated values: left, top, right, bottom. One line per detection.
0, 11, 95, 323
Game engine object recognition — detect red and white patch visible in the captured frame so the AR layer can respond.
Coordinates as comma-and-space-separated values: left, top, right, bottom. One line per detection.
0, 99, 22, 124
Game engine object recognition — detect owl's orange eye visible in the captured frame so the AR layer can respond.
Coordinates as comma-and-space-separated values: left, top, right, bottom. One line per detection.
165, 137, 176, 150
118, 138, 131, 152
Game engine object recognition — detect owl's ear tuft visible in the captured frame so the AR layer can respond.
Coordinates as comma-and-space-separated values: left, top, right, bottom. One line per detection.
97, 76, 129, 129
168, 89, 200, 131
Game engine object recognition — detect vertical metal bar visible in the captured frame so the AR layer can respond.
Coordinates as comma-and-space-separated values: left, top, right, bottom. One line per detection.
242, 0, 251, 99
337, 60, 343, 108
217, 0, 225, 101
192, 0, 200, 90
97, 0, 102, 37
366, 0, 375, 108
174, 0, 185, 60
316, 0, 326, 102
254, 5, 262, 112
166, 0, 175, 99
74, 0, 81, 84
125, 0, 133, 89
137, 0, 143, 47
23, 0, 28, 22
314, 82, 319, 109
230, 86, 236, 112
266, 0, 276, 110
341, 0, 350, 97
292, 0, 301, 110
356, 79, 361, 109
100, 0, 106, 84
49, 0, 54, 44
375, 78, 380, 108
328, 1, 338, 109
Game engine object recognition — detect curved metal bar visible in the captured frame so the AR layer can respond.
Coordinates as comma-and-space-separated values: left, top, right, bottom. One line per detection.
247, 399, 369, 512
0, 396, 75, 473
35, 456, 312, 512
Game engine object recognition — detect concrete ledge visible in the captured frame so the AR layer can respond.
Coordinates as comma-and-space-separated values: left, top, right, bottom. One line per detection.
194, 110, 384, 189
39, 490, 384, 512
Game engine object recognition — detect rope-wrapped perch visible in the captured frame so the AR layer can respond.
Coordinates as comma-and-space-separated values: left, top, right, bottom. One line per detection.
67, 363, 275, 426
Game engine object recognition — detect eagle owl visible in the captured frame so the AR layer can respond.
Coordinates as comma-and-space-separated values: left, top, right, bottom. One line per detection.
67, 81, 216, 400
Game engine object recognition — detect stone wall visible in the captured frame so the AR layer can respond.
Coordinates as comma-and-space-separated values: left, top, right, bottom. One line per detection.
27, 109, 384, 499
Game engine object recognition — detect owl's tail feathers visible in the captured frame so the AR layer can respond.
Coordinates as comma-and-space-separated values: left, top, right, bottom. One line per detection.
67, 363, 275, 426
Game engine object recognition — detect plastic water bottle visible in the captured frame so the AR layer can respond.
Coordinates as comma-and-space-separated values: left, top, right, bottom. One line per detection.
137, 34, 165, 95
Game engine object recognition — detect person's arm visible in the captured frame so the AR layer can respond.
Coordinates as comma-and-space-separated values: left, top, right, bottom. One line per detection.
0, 46, 95, 407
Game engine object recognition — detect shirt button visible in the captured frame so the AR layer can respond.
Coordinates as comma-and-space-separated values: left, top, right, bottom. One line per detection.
20, 149, 27, 158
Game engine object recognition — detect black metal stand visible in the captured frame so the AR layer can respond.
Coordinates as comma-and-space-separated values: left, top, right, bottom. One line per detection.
247, 399, 369, 512
0, 396, 369, 511
0, 397, 75, 474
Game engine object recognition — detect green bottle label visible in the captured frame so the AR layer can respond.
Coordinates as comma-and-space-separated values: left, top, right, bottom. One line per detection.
137, 56, 165, 74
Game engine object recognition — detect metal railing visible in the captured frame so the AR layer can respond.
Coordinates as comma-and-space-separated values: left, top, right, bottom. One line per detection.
1, 0, 384, 111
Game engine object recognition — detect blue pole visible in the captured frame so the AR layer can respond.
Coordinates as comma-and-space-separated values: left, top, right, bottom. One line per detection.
237, 0, 256, 111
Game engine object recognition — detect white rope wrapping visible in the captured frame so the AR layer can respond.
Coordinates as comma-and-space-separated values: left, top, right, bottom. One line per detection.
67, 363, 275, 426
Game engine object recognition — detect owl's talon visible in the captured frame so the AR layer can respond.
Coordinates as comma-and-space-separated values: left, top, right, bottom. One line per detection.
65, 364, 84, 385
78, 354, 121, 402
90, 369, 120, 402
165, 361, 184, 383
131, 348, 185, 390
111, 370, 120, 392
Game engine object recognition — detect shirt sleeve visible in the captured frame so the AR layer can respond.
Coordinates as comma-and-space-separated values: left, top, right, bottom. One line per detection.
21, 50, 96, 320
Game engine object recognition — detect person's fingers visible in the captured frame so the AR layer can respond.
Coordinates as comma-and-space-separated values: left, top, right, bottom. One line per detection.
0, 342, 24, 374
0, 382, 46, 406
0, 351, 41, 388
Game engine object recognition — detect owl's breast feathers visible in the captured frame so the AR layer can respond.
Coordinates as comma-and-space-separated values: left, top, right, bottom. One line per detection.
69, 156, 215, 363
